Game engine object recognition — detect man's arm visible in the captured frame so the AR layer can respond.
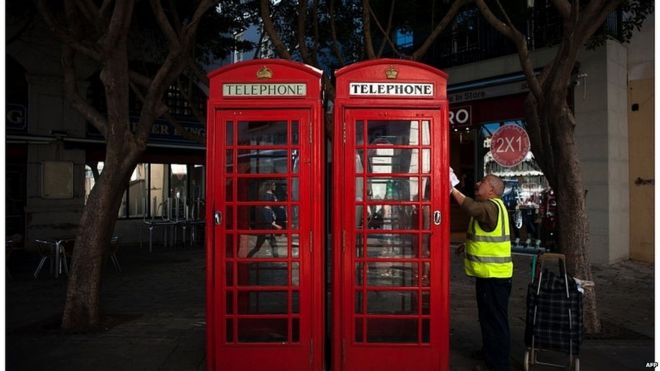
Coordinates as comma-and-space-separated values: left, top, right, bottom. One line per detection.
450, 188, 498, 232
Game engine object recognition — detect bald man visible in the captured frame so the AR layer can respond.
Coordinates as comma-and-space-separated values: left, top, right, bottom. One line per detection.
451, 174, 512, 371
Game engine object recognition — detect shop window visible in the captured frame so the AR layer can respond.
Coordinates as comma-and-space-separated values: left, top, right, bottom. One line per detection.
170, 164, 188, 219
84, 162, 104, 203
190, 165, 206, 219
128, 164, 148, 217
150, 164, 168, 217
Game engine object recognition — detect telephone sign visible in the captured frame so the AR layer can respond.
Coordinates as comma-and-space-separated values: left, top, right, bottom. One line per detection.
490, 124, 530, 167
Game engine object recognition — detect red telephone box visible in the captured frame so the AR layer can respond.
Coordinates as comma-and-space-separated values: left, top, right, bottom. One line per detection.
332, 59, 450, 371
206, 60, 324, 371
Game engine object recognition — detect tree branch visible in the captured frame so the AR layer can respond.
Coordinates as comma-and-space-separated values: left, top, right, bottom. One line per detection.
376, 0, 396, 57
36, 0, 103, 61
368, 5, 404, 58
362, 0, 376, 59
550, 0, 571, 20
259, 0, 293, 59
411, 0, 471, 60
475, 0, 543, 100
105, 0, 135, 50
311, 0, 320, 65
62, 46, 108, 137
329, 0, 346, 65
297, 0, 313, 64
150, 0, 180, 48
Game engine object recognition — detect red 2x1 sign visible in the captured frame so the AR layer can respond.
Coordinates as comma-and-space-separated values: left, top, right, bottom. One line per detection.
490, 124, 530, 167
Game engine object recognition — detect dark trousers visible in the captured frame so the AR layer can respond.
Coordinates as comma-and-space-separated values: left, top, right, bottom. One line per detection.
476, 277, 512, 371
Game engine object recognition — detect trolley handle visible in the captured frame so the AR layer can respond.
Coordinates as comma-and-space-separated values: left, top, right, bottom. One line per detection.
536, 253, 571, 298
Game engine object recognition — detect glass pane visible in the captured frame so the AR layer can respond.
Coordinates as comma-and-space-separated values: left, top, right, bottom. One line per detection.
422, 319, 430, 343
238, 318, 288, 342
355, 177, 364, 201
367, 205, 419, 230
128, 164, 147, 217
237, 262, 288, 285
422, 262, 430, 287
225, 176, 233, 203
292, 151, 300, 174
355, 291, 363, 313
355, 234, 364, 257
422, 206, 430, 229
422, 291, 430, 315
226, 262, 233, 286
292, 121, 299, 145
365, 234, 418, 258
422, 120, 430, 145
422, 234, 431, 258
226, 121, 233, 145
237, 149, 288, 174
290, 206, 299, 230
237, 291, 288, 314
291, 234, 299, 258
422, 149, 430, 173
237, 120, 287, 145
356, 150, 365, 174
421, 177, 430, 201
226, 150, 234, 174
368, 149, 419, 174
292, 318, 300, 342
292, 263, 299, 286
367, 291, 418, 314
355, 318, 364, 342
355, 263, 363, 286
367, 177, 419, 201
118, 191, 127, 218
356, 120, 364, 145
241, 233, 279, 258
367, 318, 418, 343
226, 291, 234, 314
225, 206, 233, 229
292, 291, 300, 313
367, 120, 419, 145
226, 234, 234, 258
355, 205, 364, 229
170, 164, 188, 204
367, 263, 417, 287
236, 205, 286, 235
226, 318, 233, 342
236, 178, 289, 202
291, 177, 299, 199
149, 164, 167, 217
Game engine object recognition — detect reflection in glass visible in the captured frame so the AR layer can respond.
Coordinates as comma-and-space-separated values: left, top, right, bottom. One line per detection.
367, 177, 419, 201
422, 262, 430, 287
292, 262, 299, 286
422, 120, 430, 145
226, 234, 234, 257
238, 291, 288, 314
368, 149, 419, 174
356, 120, 364, 145
422, 291, 430, 315
292, 121, 299, 145
237, 149, 288, 174
366, 205, 419, 230
367, 318, 418, 343
355, 291, 363, 313
356, 150, 365, 174
226, 262, 233, 285
355, 234, 364, 257
422, 234, 431, 257
355, 318, 364, 342
355, 205, 364, 229
291, 234, 299, 258
367, 263, 417, 287
240, 233, 288, 258
421, 177, 430, 201
355, 263, 363, 286
238, 318, 288, 343
226, 121, 233, 145
422, 206, 430, 229
236, 178, 289, 202
364, 234, 418, 258
292, 291, 300, 313
226, 291, 233, 314
367, 291, 418, 314
422, 149, 430, 173
367, 120, 418, 145
290, 206, 299, 230
237, 120, 287, 145
238, 262, 288, 286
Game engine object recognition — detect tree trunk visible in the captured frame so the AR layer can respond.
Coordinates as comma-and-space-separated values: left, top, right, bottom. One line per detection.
553, 112, 601, 334
61, 148, 139, 331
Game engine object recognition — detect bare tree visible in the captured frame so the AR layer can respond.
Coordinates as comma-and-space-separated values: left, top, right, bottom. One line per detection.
473, 0, 651, 333
35, 0, 223, 331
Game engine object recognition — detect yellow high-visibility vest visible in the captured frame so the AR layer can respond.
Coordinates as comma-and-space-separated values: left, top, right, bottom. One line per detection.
464, 198, 513, 278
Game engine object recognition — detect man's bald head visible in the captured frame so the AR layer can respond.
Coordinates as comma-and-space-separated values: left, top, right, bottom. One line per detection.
484, 175, 504, 197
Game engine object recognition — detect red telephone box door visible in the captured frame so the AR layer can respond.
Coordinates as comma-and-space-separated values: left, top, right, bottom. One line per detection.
206, 60, 323, 371
333, 60, 450, 371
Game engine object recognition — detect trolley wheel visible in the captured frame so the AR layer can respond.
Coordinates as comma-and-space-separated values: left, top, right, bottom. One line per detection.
523, 350, 530, 371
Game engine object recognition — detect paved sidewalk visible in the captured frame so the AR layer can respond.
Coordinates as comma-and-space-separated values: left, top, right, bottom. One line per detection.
5, 244, 654, 370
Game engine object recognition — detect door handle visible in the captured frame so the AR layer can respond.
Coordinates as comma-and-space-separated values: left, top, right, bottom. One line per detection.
433, 210, 441, 225
214, 211, 222, 225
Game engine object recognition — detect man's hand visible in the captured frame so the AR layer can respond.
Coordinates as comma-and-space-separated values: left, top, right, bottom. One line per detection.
449, 167, 460, 191
455, 243, 465, 256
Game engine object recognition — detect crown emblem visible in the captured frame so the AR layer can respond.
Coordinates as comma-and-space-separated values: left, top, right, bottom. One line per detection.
256, 66, 273, 80
385, 65, 398, 79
